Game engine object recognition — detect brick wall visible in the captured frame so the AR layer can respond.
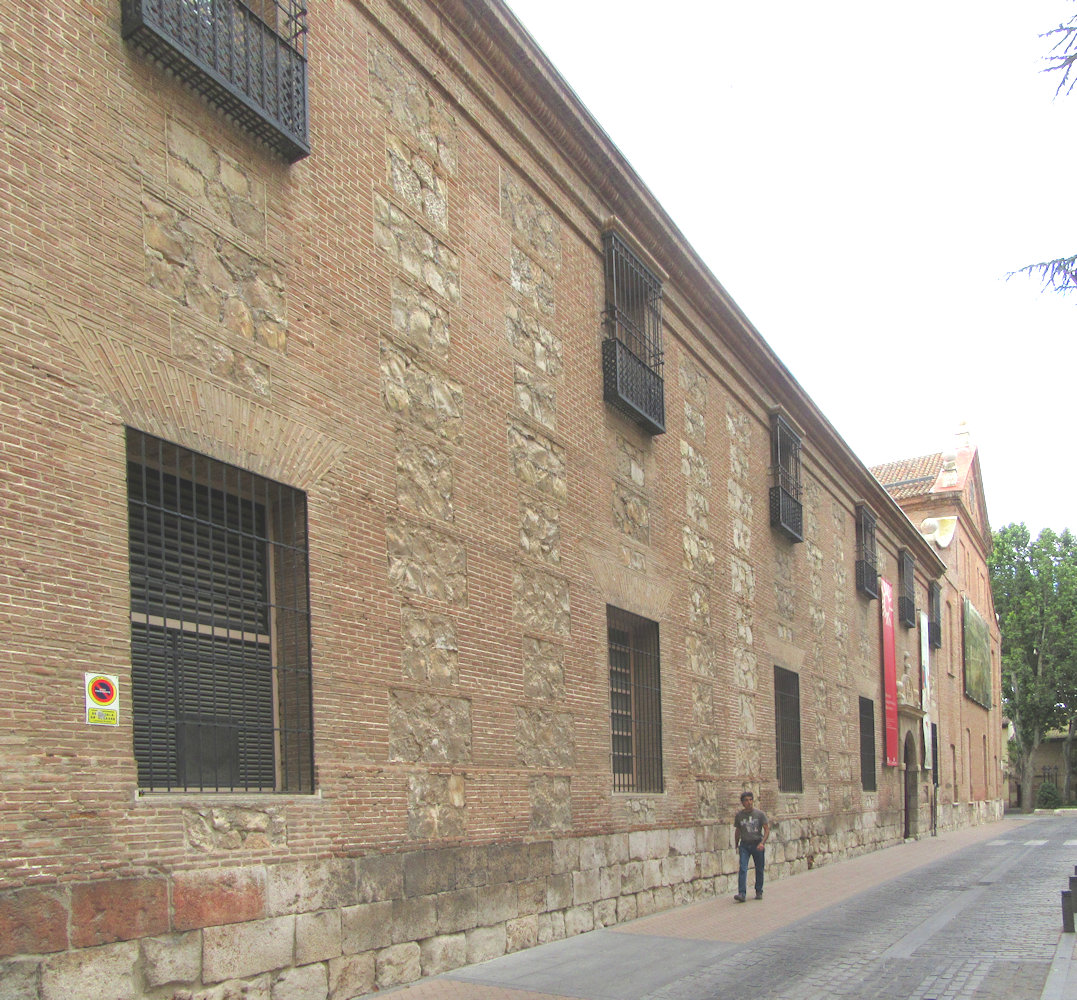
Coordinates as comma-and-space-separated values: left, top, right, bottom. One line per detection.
0, 0, 1001, 995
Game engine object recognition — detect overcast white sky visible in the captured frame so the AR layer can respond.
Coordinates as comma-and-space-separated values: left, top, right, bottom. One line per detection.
504, 1, 1077, 536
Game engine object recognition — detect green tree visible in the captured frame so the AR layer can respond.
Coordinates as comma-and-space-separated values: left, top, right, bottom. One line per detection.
989, 525, 1077, 808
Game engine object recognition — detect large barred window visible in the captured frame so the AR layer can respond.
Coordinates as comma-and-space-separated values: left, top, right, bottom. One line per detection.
898, 549, 916, 628
855, 503, 878, 599
127, 430, 314, 792
774, 665, 803, 793
601, 231, 665, 434
608, 606, 663, 792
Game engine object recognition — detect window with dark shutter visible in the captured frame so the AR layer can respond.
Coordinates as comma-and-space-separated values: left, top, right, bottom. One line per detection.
769, 414, 803, 541
855, 504, 878, 599
898, 549, 916, 628
928, 581, 942, 649
608, 606, 663, 792
774, 665, 802, 793
601, 231, 665, 434
859, 697, 877, 791
127, 430, 314, 792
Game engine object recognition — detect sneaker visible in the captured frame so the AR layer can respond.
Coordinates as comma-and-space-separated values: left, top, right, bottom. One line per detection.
755, 891, 764, 900
733, 893, 746, 902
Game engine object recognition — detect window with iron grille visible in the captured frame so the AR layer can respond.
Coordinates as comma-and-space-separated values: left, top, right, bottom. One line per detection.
608, 606, 663, 793
127, 429, 314, 792
601, 231, 665, 434
859, 696, 877, 791
121, 0, 309, 161
855, 504, 878, 599
774, 666, 802, 793
928, 581, 942, 649
898, 549, 916, 628
769, 413, 803, 542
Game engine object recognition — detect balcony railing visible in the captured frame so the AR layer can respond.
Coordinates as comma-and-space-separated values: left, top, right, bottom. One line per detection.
899, 595, 916, 628
769, 484, 803, 542
928, 620, 942, 649
602, 336, 665, 435
856, 559, 878, 600
122, 0, 309, 161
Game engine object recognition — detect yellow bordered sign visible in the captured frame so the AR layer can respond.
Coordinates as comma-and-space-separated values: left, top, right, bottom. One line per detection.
85, 673, 119, 726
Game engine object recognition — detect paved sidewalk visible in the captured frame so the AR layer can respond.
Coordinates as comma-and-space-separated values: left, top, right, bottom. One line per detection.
376, 813, 1077, 1000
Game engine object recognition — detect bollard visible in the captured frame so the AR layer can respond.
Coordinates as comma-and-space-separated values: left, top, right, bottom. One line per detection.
1064, 890, 1075, 933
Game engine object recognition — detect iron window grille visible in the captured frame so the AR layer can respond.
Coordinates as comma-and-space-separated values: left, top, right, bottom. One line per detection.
608, 606, 663, 793
774, 665, 803, 793
928, 581, 942, 649
898, 549, 916, 628
601, 231, 665, 434
769, 414, 803, 541
859, 696, 877, 791
127, 429, 314, 792
121, 0, 310, 161
855, 504, 878, 599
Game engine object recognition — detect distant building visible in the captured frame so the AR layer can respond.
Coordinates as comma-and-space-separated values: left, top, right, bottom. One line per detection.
0, 1, 1002, 994
872, 426, 1004, 828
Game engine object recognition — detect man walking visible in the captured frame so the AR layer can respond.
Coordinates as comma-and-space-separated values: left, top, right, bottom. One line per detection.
733, 790, 769, 902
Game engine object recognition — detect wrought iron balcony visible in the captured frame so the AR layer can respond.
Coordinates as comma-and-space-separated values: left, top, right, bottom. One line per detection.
898, 595, 916, 628
769, 484, 803, 542
122, 0, 309, 162
928, 620, 942, 649
602, 336, 665, 435
856, 559, 878, 600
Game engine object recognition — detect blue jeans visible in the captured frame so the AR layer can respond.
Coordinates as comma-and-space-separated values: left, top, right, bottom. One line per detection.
738, 842, 765, 895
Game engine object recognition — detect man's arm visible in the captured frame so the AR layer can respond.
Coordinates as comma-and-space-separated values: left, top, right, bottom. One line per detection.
760, 820, 770, 846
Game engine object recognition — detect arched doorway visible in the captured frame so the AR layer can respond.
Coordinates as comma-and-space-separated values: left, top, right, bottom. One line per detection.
904, 730, 919, 839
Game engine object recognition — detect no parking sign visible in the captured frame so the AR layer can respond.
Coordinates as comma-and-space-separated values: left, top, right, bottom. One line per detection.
85, 673, 119, 726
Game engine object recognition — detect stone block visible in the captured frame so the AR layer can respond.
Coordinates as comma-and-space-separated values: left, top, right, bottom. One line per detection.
636, 889, 656, 916
669, 827, 696, 856
71, 877, 169, 947
173, 866, 266, 931
517, 878, 546, 915
528, 841, 554, 877
190, 977, 271, 1000
653, 886, 674, 912
629, 828, 669, 861
552, 835, 579, 873
296, 910, 342, 965
0, 885, 68, 957
388, 688, 472, 762
643, 859, 663, 889
328, 952, 375, 1000
598, 865, 622, 900
141, 931, 201, 988
616, 895, 638, 923
435, 886, 479, 934
537, 910, 565, 944
466, 923, 506, 964
594, 898, 618, 928
266, 859, 357, 916
530, 775, 572, 830
404, 848, 457, 896
0, 958, 39, 1000
621, 861, 644, 893
486, 842, 530, 885
564, 905, 594, 937
577, 835, 606, 870
506, 914, 538, 953
515, 706, 574, 768
392, 895, 437, 943
419, 932, 466, 976
546, 873, 572, 910
357, 853, 404, 903
572, 868, 600, 905
272, 962, 328, 1000
341, 900, 393, 953
41, 942, 138, 1000
203, 915, 294, 983
375, 942, 421, 989
407, 771, 467, 839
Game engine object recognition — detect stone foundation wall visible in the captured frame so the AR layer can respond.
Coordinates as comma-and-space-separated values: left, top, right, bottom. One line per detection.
0, 806, 996, 999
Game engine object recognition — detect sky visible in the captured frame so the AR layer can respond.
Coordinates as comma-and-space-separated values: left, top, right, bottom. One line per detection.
503, 1, 1077, 536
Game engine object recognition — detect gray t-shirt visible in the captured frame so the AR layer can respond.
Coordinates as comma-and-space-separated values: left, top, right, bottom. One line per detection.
734, 807, 768, 846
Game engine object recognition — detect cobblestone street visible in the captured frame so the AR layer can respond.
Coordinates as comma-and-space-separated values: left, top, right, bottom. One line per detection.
377, 814, 1077, 1000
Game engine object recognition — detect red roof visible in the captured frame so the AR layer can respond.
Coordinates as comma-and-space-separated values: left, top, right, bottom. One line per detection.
870, 453, 943, 501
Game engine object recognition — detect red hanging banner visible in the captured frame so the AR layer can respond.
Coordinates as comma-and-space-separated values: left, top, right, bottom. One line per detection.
880, 578, 899, 766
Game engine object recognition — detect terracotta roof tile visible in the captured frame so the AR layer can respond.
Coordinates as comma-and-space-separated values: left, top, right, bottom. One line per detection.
870, 453, 943, 501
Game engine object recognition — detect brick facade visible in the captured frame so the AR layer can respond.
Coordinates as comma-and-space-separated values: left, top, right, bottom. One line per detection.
0, 0, 1002, 995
